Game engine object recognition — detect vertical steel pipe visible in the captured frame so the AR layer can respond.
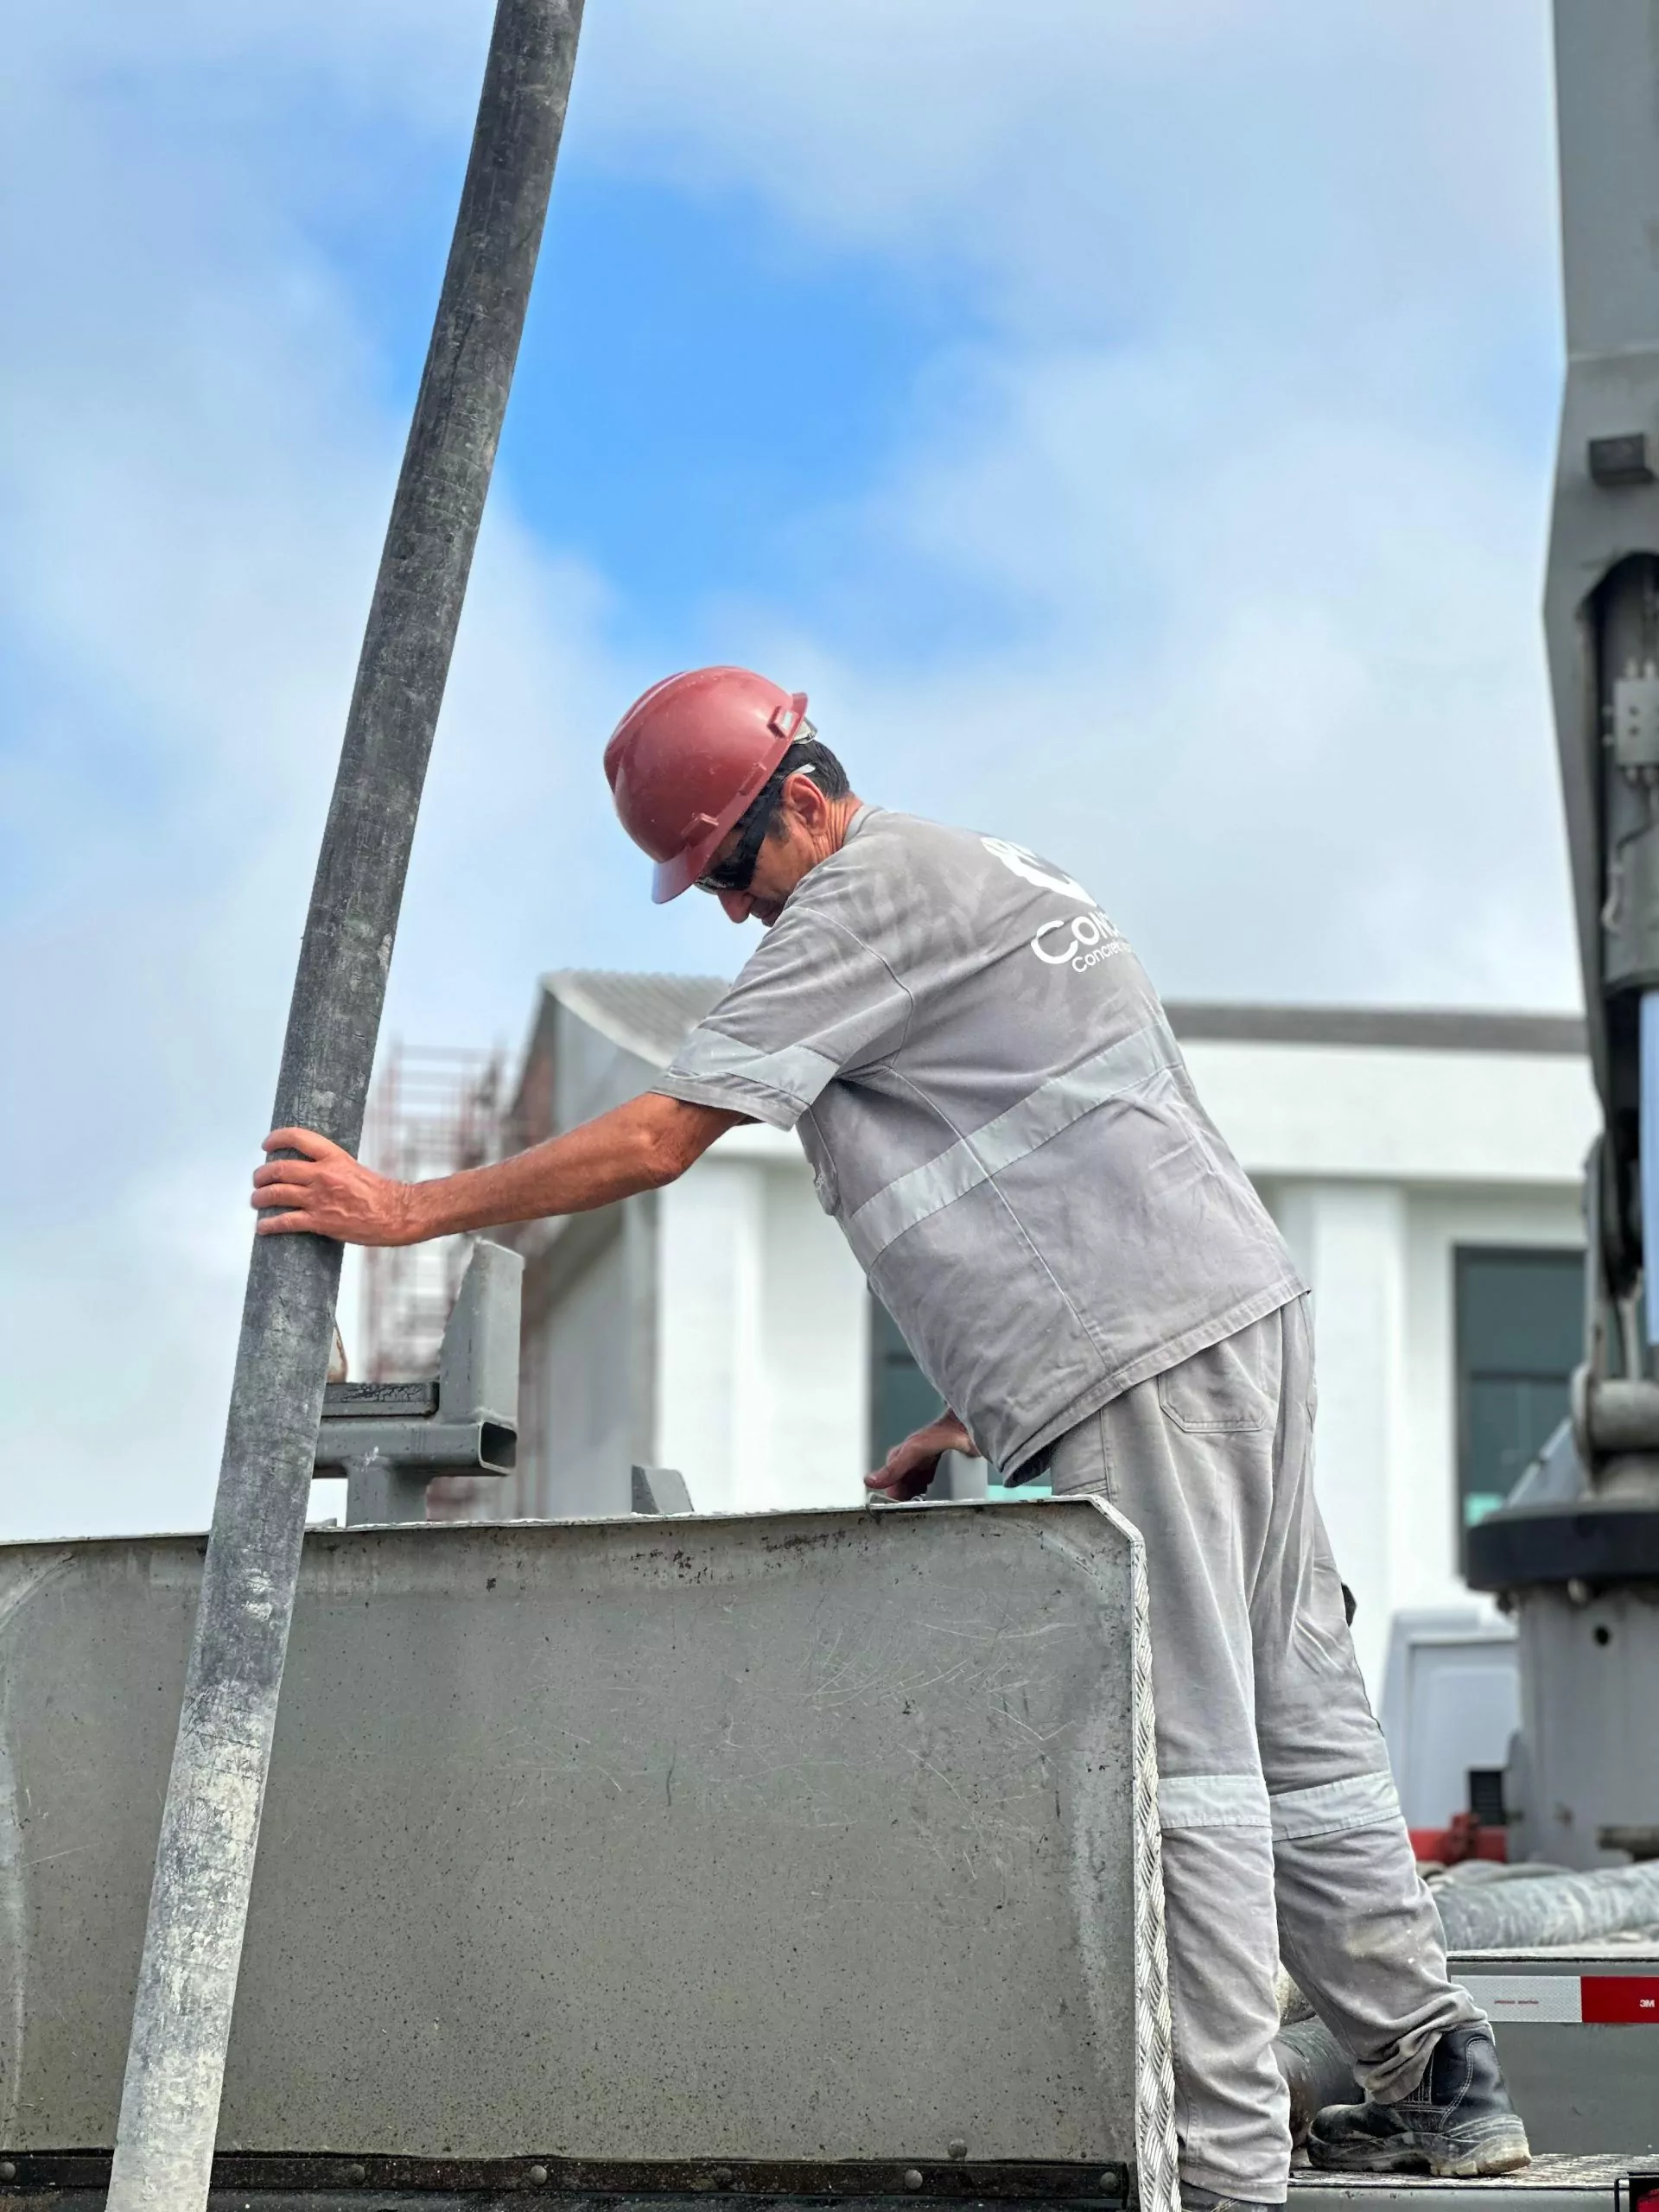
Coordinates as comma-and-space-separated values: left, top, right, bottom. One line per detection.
104, 6, 584, 2205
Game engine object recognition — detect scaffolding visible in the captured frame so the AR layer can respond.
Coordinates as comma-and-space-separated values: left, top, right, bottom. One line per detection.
359, 1041, 506, 1382
357, 1043, 509, 1522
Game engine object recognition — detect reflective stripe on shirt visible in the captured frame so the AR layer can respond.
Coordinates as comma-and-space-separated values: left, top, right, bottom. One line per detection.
844, 1015, 1181, 1269
666, 1027, 842, 1112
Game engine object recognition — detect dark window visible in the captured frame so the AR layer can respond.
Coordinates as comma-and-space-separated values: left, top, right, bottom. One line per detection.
1468, 1769, 1508, 1827
867, 1296, 1051, 1497
1454, 1247, 1583, 1557
869, 1295, 944, 1468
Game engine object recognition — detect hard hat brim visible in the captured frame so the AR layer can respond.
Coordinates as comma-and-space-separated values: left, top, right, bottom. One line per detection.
651, 845, 708, 904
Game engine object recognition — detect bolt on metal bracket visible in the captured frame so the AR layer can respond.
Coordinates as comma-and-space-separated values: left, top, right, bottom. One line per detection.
1614, 668, 1659, 769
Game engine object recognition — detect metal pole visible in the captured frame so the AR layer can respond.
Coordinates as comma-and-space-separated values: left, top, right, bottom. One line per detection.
105, 7, 584, 2205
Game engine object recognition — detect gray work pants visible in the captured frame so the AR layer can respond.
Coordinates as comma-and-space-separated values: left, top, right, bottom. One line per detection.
1046, 1294, 1478, 2202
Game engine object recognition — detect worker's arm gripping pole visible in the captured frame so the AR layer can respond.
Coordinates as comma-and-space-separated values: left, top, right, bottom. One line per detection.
105, 9, 584, 2209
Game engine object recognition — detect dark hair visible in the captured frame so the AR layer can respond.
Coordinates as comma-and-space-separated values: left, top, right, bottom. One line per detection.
742, 734, 849, 839
696, 732, 852, 893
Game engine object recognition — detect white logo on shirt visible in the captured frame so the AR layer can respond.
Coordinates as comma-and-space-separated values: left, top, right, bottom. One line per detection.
1031, 909, 1124, 972
981, 837, 1094, 903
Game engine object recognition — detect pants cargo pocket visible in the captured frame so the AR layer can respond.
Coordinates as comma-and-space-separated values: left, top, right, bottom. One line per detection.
1156, 1319, 1277, 1434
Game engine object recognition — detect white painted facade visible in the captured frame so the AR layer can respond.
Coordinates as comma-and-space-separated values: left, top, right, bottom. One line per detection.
654, 1126, 869, 1515
1187, 1034, 1597, 1687
497, 977, 1599, 1694
492, 973, 874, 1528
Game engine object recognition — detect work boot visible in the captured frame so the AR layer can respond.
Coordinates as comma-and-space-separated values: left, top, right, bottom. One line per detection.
1307, 2024, 1530, 2178
1181, 2186, 1281, 2212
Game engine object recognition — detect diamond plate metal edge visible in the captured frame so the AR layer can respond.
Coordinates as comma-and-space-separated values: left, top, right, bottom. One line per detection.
1098, 1502, 1179, 2212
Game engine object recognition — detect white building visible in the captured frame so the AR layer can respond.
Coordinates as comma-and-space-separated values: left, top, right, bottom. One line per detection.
488, 974, 1597, 1694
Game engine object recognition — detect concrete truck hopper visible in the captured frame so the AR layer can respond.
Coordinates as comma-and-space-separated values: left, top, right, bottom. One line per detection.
0, 1503, 1177, 2205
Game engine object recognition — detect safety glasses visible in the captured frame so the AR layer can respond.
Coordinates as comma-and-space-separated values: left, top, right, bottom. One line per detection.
695, 753, 819, 897
696, 805, 774, 896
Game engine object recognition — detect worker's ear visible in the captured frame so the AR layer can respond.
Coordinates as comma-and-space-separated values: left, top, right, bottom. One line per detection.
779, 770, 828, 833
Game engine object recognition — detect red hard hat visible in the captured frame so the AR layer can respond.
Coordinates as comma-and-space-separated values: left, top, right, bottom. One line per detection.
604, 666, 810, 903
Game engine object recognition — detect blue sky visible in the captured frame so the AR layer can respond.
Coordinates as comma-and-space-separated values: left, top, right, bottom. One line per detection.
2, 0, 1572, 1537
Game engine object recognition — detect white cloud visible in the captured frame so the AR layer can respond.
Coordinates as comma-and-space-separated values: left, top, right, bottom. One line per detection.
575, 0, 1572, 1006
579, 0, 1556, 337
0, 2, 627, 1539
838, 337, 1573, 1008
674, 324, 1571, 1008
0, 0, 1580, 1539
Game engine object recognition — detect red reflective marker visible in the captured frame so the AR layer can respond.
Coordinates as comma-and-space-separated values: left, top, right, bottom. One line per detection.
1580, 1976, 1659, 2024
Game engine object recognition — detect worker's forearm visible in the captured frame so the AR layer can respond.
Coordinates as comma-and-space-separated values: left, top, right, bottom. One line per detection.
252, 1093, 747, 1247
404, 1109, 677, 1237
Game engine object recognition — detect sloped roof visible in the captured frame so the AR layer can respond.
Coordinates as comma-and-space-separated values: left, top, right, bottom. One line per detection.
541, 970, 1586, 1066
543, 969, 731, 1069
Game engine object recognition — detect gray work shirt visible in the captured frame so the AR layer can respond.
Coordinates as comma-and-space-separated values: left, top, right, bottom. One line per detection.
653, 806, 1304, 1475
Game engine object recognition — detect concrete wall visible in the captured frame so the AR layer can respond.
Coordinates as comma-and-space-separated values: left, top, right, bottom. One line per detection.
500, 997, 668, 1518
524, 1224, 636, 1518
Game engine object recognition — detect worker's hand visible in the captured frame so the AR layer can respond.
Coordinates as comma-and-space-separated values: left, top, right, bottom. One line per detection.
251, 1128, 418, 1246
864, 1413, 977, 1502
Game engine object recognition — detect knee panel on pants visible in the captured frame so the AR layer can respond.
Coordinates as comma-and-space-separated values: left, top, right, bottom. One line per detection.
1269, 1770, 1402, 1843
1159, 1771, 1271, 1833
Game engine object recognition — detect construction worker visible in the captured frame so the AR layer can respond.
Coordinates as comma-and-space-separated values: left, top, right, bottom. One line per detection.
252, 666, 1530, 2210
